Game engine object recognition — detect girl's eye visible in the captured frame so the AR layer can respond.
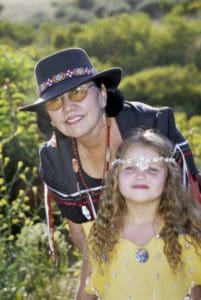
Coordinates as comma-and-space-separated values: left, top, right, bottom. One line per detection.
122, 165, 137, 173
147, 168, 159, 173
125, 167, 134, 171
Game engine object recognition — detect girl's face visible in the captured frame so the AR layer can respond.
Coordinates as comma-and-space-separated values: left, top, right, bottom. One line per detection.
45, 82, 106, 138
118, 144, 168, 207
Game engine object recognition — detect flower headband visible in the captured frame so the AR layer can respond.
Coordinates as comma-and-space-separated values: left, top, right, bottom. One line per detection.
111, 156, 176, 171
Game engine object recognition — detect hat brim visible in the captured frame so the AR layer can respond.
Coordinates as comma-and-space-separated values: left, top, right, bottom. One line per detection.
19, 67, 122, 112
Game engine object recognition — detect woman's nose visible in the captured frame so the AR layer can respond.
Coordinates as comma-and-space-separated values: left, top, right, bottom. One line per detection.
62, 95, 76, 111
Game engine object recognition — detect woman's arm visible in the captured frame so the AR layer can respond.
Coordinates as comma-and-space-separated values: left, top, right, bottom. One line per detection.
67, 220, 97, 299
190, 285, 201, 300
184, 285, 201, 300
81, 293, 98, 300
68, 220, 86, 251
76, 252, 98, 300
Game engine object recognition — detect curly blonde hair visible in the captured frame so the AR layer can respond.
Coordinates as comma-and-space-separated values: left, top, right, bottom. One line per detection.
88, 128, 201, 272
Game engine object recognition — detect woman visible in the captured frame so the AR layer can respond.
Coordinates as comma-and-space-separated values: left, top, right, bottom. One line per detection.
85, 129, 201, 299
19, 47, 201, 258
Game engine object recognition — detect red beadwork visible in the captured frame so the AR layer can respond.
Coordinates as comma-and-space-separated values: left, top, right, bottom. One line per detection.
71, 118, 111, 219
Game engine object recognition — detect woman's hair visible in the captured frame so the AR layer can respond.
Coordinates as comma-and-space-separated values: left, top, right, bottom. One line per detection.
35, 82, 124, 139
88, 128, 201, 272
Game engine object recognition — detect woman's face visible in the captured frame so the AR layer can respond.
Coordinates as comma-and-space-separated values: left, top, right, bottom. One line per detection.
45, 82, 106, 138
118, 144, 168, 207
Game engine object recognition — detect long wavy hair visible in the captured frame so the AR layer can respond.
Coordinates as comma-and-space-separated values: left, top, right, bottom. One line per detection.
88, 128, 201, 272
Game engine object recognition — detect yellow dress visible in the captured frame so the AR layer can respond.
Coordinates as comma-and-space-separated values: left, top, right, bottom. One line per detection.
85, 235, 201, 300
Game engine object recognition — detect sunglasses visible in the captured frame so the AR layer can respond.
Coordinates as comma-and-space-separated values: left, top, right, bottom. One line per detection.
45, 83, 95, 111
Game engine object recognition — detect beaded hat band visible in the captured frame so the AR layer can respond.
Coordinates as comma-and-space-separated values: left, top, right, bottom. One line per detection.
112, 156, 176, 171
38, 67, 96, 95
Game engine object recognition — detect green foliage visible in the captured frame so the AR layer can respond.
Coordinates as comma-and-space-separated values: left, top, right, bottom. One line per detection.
0, 3, 201, 297
1, 0, 200, 26
65, 13, 201, 77
161, 14, 201, 64
0, 223, 80, 299
74, 13, 152, 72
50, 0, 201, 22
0, 44, 42, 254
35, 21, 83, 51
0, 144, 39, 240
0, 45, 40, 165
121, 64, 201, 116
52, 0, 130, 23
0, 137, 44, 299
52, 0, 95, 23
0, 44, 81, 298
0, 21, 35, 47
134, 0, 176, 17
92, 0, 130, 17
0, 45, 34, 86
175, 113, 201, 169
172, 0, 201, 17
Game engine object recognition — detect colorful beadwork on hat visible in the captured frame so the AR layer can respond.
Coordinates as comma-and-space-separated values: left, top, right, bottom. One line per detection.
112, 156, 176, 171
38, 67, 97, 95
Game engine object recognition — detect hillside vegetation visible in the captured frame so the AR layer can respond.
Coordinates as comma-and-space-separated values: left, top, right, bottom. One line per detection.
0, 1, 201, 299
0, 0, 201, 24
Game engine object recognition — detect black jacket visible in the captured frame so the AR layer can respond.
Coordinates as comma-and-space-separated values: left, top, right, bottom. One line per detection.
40, 101, 201, 223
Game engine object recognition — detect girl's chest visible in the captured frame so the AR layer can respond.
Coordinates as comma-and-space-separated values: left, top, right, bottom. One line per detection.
97, 239, 201, 300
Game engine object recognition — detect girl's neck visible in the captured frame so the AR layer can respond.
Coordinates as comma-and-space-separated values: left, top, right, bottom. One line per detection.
125, 201, 160, 225
122, 212, 162, 246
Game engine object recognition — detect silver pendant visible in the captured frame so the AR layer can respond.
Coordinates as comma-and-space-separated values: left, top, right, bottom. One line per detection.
135, 248, 149, 263
81, 205, 91, 220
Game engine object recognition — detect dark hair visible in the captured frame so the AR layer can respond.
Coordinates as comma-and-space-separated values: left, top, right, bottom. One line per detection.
36, 106, 53, 139
105, 86, 124, 116
36, 84, 124, 139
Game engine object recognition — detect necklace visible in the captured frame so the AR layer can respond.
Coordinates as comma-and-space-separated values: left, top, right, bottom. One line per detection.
132, 217, 161, 264
135, 232, 160, 264
71, 118, 111, 220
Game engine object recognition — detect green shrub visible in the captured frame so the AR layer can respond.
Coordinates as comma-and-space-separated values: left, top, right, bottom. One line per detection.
175, 112, 201, 169
0, 223, 80, 299
0, 22, 35, 47
121, 64, 201, 115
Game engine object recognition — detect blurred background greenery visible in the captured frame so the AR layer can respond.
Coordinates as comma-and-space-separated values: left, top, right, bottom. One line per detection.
0, 0, 201, 299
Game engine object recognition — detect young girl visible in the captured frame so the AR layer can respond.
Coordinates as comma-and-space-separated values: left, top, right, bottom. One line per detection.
85, 129, 201, 300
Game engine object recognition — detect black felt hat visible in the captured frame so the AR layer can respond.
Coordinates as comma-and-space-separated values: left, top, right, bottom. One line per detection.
19, 48, 122, 111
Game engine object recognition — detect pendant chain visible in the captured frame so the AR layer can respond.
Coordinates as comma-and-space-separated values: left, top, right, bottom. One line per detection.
71, 118, 111, 195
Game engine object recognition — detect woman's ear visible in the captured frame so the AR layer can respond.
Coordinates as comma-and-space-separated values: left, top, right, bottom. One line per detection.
50, 120, 55, 127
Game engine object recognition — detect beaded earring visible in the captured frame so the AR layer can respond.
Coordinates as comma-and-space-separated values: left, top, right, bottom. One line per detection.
72, 158, 81, 196
102, 109, 107, 127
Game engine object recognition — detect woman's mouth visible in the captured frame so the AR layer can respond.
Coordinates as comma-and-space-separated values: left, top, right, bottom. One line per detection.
65, 115, 84, 125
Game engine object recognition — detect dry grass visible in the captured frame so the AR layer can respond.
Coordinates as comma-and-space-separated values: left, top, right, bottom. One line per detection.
0, 0, 54, 23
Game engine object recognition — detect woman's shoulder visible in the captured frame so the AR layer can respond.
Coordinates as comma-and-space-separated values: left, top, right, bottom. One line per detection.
39, 134, 72, 157
122, 100, 173, 115
39, 137, 56, 154
116, 101, 167, 138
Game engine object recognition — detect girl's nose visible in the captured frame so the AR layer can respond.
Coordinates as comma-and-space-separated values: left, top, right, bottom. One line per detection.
134, 168, 147, 180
